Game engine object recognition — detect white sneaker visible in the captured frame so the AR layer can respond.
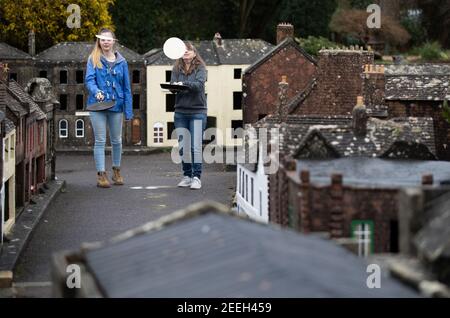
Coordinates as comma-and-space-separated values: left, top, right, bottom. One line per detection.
190, 177, 202, 190
178, 176, 192, 188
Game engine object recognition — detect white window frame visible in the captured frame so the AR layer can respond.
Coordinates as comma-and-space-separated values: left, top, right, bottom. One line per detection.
75, 119, 84, 138
153, 123, 164, 144
59, 119, 68, 138
353, 221, 373, 257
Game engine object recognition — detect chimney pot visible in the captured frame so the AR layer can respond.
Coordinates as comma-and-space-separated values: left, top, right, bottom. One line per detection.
214, 33, 223, 47
276, 23, 294, 45
300, 170, 310, 184
353, 96, 368, 136
422, 174, 434, 185
28, 30, 36, 56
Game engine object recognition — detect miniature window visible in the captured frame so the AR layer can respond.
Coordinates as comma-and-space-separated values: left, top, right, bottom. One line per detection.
60, 70, 68, 84
234, 68, 242, 79
132, 70, 140, 84
153, 123, 164, 144
10, 133, 15, 160
4, 137, 9, 162
166, 70, 172, 83
133, 94, 140, 109
231, 120, 243, 139
75, 119, 84, 138
76, 70, 84, 84
233, 92, 243, 110
60, 94, 68, 111
251, 177, 254, 206
59, 120, 68, 138
76, 94, 84, 110
351, 220, 374, 257
39, 124, 44, 144
167, 122, 175, 140
166, 94, 176, 112
9, 73, 17, 81
39, 70, 47, 78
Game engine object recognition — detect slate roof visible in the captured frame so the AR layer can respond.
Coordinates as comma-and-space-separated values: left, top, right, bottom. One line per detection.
0, 82, 28, 117
244, 37, 317, 74
295, 158, 450, 188
385, 65, 450, 101
241, 114, 353, 172
295, 117, 436, 160
7, 80, 46, 120
73, 202, 418, 298
145, 39, 273, 66
0, 42, 32, 60
414, 191, 450, 262
35, 42, 143, 63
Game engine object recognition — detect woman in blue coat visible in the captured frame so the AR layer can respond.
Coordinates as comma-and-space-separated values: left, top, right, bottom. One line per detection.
85, 28, 133, 188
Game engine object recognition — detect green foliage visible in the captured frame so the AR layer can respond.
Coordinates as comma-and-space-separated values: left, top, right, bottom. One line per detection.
414, 42, 448, 61
401, 13, 428, 48
296, 36, 339, 56
277, 0, 337, 39
0, 0, 114, 53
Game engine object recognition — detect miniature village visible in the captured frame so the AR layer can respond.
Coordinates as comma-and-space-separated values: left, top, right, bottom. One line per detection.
0, 19, 449, 298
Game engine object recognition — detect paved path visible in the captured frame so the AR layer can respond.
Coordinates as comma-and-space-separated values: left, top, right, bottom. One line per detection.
11, 153, 235, 296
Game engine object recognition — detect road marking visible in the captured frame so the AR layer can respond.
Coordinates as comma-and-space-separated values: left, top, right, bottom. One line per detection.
130, 186, 174, 190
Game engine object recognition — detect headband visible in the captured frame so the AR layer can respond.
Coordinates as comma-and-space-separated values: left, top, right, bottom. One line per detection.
96, 34, 117, 41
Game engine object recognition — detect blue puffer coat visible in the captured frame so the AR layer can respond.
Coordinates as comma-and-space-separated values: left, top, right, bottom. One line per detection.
85, 51, 133, 120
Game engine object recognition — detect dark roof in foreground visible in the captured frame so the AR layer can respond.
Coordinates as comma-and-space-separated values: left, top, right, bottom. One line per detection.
295, 158, 450, 188
35, 42, 143, 63
414, 191, 450, 261
74, 202, 418, 298
145, 39, 273, 66
0, 42, 32, 60
385, 65, 450, 101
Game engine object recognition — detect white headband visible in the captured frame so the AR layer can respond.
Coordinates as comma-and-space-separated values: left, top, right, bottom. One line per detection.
96, 34, 116, 41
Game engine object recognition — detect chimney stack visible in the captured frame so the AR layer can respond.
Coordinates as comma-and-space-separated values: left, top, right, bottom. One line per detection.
352, 96, 368, 136
28, 30, 36, 56
214, 33, 223, 47
276, 23, 294, 45
277, 76, 289, 123
0, 63, 10, 85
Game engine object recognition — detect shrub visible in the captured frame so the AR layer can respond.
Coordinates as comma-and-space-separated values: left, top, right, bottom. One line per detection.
296, 36, 339, 56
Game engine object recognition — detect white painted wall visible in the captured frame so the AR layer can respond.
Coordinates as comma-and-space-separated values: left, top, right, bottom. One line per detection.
236, 142, 269, 223
147, 64, 248, 148
2, 130, 16, 236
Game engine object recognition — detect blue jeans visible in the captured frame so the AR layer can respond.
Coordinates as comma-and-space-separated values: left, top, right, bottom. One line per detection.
90, 111, 123, 172
174, 112, 207, 179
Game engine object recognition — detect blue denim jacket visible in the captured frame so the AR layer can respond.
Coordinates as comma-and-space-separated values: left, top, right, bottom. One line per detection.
85, 51, 133, 120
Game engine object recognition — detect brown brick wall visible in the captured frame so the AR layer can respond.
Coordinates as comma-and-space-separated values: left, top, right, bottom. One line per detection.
293, 50, 374, 116
387, 100, 450, 160
286, 173, 399, 253
243, 44, 316, 124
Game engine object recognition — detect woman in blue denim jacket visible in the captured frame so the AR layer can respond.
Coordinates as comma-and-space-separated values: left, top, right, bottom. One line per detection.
85, 28, 133, 188
171, 42, 207, 190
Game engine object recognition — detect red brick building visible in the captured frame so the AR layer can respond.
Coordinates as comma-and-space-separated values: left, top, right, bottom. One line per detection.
285, 159, 450, 255
384, 65, 450, 161
242, 23, 317, 124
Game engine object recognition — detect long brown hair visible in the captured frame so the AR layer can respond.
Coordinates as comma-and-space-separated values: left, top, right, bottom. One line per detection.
89, 28, 117, 69
174, 42, 206, 75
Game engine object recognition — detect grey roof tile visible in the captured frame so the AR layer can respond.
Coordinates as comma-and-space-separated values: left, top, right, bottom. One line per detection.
81, 203, 418, 298
0, 42, 32, 60
145, 39, 273, 66
35, 42, 143, 63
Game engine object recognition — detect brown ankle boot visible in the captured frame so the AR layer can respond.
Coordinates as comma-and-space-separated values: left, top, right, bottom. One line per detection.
97, 172, 111, 188
112, 167, 124, 185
